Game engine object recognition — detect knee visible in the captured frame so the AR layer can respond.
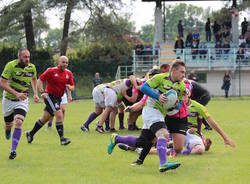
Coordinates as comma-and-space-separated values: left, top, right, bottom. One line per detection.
156, 129, 169, 139
14, 115, 24, 128
174, 147, 183, 154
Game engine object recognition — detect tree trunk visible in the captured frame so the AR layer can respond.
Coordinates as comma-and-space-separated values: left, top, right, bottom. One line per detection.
23, 5, 36, 51
60, 1, 75, 56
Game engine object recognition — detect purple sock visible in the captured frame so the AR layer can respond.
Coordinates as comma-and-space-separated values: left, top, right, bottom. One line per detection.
118, 112, 124, 128
157, 138, 167, 165
181, 148, 192, 155
11, 128, 22, 152
84, 112, 97, 127
116, 135, 137, 147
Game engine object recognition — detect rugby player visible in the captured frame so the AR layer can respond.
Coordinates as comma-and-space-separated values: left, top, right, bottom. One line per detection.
25, 56, 74, 146
0, 48, 39, 159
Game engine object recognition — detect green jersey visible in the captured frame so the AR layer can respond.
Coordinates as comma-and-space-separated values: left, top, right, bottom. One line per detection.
1, 59, 37, 100
109, 79, 132, 101
188, 100, 210, 127
146, 72, 186, 115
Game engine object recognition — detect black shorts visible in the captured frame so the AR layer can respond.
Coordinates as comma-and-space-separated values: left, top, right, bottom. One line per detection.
44, 94, 62, 116
165, 116, 188, 135
4, 109, 26, 124
135, 129, 155, 148
150, 121, 167, 134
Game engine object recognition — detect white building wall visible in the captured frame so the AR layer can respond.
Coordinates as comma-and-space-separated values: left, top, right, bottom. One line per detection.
198, 71, 250, 96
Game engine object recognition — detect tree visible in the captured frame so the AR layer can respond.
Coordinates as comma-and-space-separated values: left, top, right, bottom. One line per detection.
46, 0, 125, 56
163, 3, 204, 40
45, 28, 63, 51
0, 0, 49, 50
139, 24, 154, 43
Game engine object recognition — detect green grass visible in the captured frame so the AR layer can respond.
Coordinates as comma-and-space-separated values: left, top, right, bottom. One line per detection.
0, 99, 249, 184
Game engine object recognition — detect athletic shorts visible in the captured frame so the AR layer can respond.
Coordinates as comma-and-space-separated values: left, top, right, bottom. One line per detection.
142, 107, 165, 130
104, 87, 117, 108
61, 93, 68, 105
165, 115, 188, 135
44, 94, 61, 116
2, 96, 29, 117
92, 86, 105, 108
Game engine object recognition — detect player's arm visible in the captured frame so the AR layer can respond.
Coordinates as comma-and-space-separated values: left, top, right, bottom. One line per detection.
140, 75, 167, 104
66, 87, 72, 102
66, 73, 75, 91
0, 64, 27, 101
121, 88, 138, 103
206, 116, 236, 148
31, 76, 39, 103
128, 75, 139, 89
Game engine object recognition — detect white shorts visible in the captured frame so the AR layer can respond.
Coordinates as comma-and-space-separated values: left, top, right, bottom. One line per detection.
61, 93, 68, 105
104, 88, 117, 107
142, 107, 165, 130
92, 86, 105, 108
2, 97, 29, 117
185, 132, 204, 150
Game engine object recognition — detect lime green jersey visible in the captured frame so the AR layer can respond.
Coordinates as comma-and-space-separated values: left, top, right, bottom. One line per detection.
146, 72, 186, 115
188, 100, 210, 127
109, 79, 132, 100
1, 59, 37, 100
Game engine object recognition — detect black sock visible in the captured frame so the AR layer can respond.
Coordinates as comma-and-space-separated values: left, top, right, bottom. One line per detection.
5, 129, 11, 136
138, 143, 153, 163
56, 122, 64, 138
30, 120, 44, 137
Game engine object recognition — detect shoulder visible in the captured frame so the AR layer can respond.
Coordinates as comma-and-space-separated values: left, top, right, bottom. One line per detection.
6, 59, 18, 68
65, 69, 73, 76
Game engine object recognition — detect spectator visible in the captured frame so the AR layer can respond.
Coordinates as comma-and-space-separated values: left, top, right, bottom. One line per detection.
241, 17, 248, 37
144, 42, 153, 61
215, 41, 222, 59
178, 20, 184, 38
191, 40, 199, 59
154, 41, 160, 58
236, 47, 245, 62
192, 28, 200, 45
135, 41, 144, 61
212, 21, 221, 41
199, 42, 208, 59
221, 71, 231, 98
222, 26, 230, 41
93, 72, 102, 88
246, 47, 250, 60
205, 18, 211, 42
185, 32, 193, 47
246, 27, 250, 46
223, 40, 230, 59
238, 35, 246, 48
174, 36, 185, 53
188, 70, 199, 82
215, 31, 222, 44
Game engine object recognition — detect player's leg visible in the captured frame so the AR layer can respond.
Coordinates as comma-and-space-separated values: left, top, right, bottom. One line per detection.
9, 109, 26, 160
109, 107, 118, 132
47, 116, 54, 129
4, 114, 14, 140
118, 103, 125, 130
54, 109, 70, 145
26, 94, 57, 143
96, 88, 116, 133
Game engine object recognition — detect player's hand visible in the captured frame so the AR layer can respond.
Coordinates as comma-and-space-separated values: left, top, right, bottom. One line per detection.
41, 93, 48, 100
124, 106, 132, 112
159, 93, 167, 104
66, 84, 74, 91
16, 92, 27, 101
224, 138, 236, 148
33, 94, 39, 103
67, 96, 72, 103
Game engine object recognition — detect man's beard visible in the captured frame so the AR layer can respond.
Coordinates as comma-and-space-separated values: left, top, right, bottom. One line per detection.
19, 59, 28, 67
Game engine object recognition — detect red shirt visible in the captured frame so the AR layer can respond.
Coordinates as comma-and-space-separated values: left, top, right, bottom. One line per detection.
39, 66, 74, 98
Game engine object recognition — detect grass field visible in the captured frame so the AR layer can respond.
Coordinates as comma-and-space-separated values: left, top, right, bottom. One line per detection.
0, 98, 249, 184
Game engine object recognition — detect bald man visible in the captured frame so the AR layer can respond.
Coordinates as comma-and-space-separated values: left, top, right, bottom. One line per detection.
26, 56, 74, 146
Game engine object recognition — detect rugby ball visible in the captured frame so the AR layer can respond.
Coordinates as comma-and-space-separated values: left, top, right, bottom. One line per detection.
164, 89, 178, 109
